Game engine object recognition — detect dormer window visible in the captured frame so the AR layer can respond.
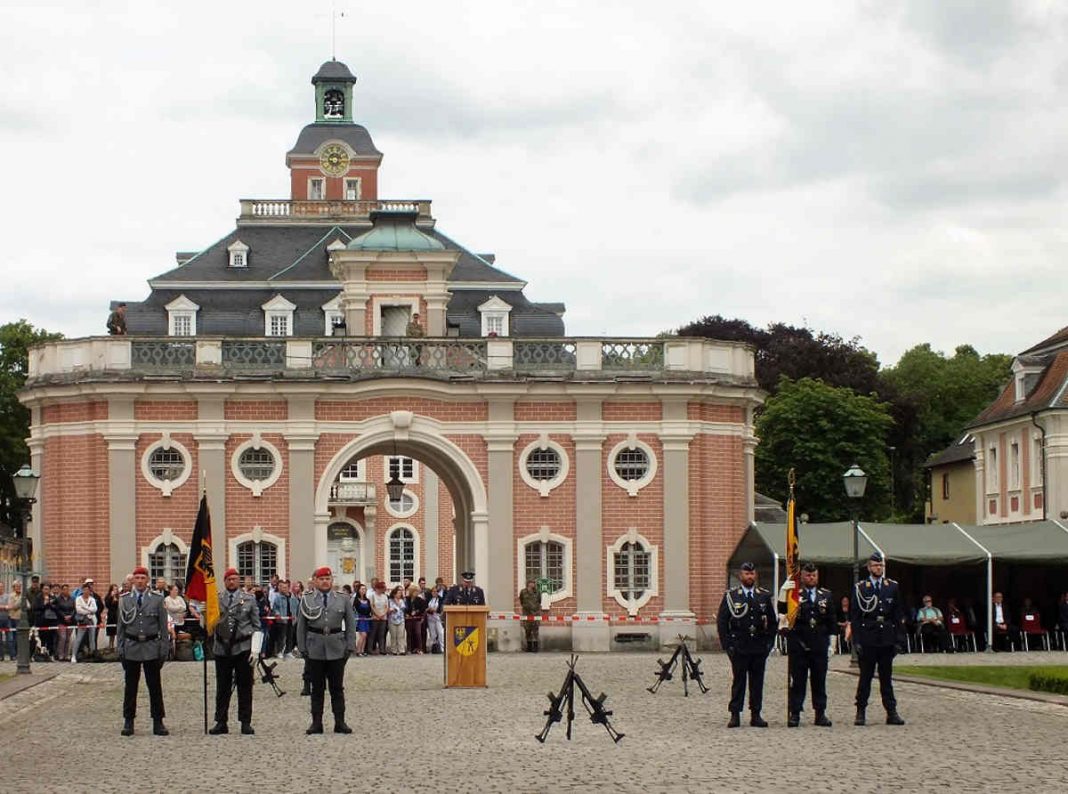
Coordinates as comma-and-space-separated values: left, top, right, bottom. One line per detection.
165, 295, 200, 337
228, 240, 250, 268
262, 295, 297, 337
322, 295, 345, 336
1012, 357, 1045, 403
478, 295, 513, 338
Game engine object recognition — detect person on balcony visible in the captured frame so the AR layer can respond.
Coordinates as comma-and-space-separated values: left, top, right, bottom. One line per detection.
106, 302, 127, 335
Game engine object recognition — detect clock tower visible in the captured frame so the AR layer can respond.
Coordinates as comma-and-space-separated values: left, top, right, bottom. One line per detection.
285, 59, 383, 202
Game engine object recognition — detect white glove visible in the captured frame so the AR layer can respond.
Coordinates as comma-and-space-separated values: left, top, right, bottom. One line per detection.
777, 614, 791, 631
250, 630, 264, 660
777, 578, 796, 601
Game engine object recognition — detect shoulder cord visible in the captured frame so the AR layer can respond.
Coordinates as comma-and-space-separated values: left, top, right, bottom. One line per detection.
725, 592, 749, 619
299, 593, 324, 621
854, 582, 878, 614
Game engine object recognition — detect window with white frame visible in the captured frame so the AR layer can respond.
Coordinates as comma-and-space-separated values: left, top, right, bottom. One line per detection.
385, 489, 419, 519
606, 436, 658, 496
387, 526, 416, 584
606, 530, 659, 614
387, 456, 418, 483
165, 295, 199, 337
141, 436, 193, 497
524, 540, 565, 595
308, 178, 325, 200
339, 459, 365, 481
262, 295, 296, 337
230, 436, 283, 497
1033, 436, 1043, 484
1009, 441, 1020, 490
227, 239, 249, 268
322, 295, 344, 336
344, 178, 361, 200
148, 542, 187, 586
477, 295, 512, 337
518, 436, 570, 497
237, 539, 277, 584
987, 446, 998, 492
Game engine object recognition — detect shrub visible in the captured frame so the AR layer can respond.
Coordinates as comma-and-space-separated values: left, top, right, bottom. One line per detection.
1028, 674, 1068, 696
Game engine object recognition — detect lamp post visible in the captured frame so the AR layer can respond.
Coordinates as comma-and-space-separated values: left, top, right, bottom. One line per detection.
843, 463, 868, 667
11, 463, 41, 675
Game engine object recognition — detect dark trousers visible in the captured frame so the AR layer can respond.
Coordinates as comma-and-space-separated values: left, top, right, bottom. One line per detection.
122, 659, 165, 720
271, 622, 290, 656
406, 616, 426, 653
788, 649, 828, 713
214, 652, 253, 724
728, 651, 767, 714
306, 657, 347, 721
919, 623, 951, 652
855, 645, 896, 710
522, 618, 540, 650
368, 619, 388, 654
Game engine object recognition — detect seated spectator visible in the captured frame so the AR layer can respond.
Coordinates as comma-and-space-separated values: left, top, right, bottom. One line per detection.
164, 584, 187, 646
1059, 592, 1068, 633
916, 595, 952, 652
387, 586, 407, 655
72, 584, 99, 662
991, 592, 1019, 651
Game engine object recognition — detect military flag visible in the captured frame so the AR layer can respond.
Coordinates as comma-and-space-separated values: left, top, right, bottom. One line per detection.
184, 494, 220, 634
784, 470, 801, 628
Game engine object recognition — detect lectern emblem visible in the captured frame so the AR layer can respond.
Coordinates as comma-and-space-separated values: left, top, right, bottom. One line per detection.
453, 626, 479, 657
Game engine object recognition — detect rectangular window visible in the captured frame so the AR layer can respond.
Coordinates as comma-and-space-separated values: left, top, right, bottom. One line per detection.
941, 473, 950, 500
237, 541, 277, 584
1033, 437, 1043, 484
232, 252, 245, 267
524, 541, 564, 594
388, 529, 415, 583
344, 178, 360, 200
987, 447, 998, 491
325, 310, 345, 336
387, 456, 417, 483
1009, 442, 1020, 489
268, 314, 290, 337
172, 314, 193, 337
308, 178, 325, 200
486, 315, 503, 335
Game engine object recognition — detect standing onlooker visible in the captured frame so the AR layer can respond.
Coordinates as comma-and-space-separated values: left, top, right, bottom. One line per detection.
104, 584, 121, 650
0, 582, 11, 661
55, 584, 75, 661
36, 584, 59, 659
106, 302, 127, 335
5, 581, 22, 660
368, 581, 389, 655
163, 584, 187, 643
387, 586, 407, 655
353, 584, 371, 656
425, 580, 445, 654
72, 584, 99, 662
405, 584, 427, 654
270, 580, 295, 658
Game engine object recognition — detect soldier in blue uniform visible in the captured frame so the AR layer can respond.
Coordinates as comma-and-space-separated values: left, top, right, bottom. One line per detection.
716, 562, 776, 727
849, 552, 906, 726
296, 566, 357, 734
116, 565, 169, 736
209, 567, 261, 736
443, 571, 486, 606
777, 562, 836, 727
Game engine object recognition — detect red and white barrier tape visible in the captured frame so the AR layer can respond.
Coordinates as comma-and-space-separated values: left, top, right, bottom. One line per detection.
487, 613, 712, 625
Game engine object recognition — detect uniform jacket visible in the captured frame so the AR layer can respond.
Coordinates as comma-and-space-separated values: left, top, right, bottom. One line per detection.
716, 586, 776, 655
849, 577, 905, 649
778, 586, 837, 653
443, 584, 486, 606
213, 588, 261, 657
519, 588, 541, 616
296, 590, 356, 661
116, 588, 169, 662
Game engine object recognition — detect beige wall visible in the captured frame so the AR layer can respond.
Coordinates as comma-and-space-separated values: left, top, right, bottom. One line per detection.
925, 460, 976, 525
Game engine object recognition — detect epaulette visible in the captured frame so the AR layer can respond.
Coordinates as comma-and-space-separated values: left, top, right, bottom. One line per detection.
756, 587, 769, 594
885, 578, 897, 585
818, 587, 831, 595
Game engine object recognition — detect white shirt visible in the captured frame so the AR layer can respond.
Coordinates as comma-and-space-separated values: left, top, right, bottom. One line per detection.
994, 603, 1005, 624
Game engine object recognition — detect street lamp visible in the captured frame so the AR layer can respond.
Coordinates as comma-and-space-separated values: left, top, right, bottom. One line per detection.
843, 463, 868, 667
11, 464, 40, 675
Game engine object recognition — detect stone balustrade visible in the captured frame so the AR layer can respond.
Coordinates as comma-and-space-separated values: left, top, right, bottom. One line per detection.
237, 198, 433, 223
26, 336, 756, 384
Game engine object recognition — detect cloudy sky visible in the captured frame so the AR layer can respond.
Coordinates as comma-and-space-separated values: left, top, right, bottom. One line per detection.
2, 0, 1066, 366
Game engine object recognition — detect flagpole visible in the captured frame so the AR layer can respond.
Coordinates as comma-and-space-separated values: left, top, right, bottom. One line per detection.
785, 468, 796, 725
201, 470, 208, 735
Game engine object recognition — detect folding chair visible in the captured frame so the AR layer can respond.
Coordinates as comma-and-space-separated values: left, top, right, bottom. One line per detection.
947, 615, 976, 652
1020, 612, 1050, 651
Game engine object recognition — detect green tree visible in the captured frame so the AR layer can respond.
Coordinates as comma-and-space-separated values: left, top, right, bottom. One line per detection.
755, 378, 893, 521
880, 344, 1012, 521
0, 320, 63, 531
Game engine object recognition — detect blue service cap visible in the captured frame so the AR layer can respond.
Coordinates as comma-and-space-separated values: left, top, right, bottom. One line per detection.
869, 552, 884, 563
740, 562, 756, 572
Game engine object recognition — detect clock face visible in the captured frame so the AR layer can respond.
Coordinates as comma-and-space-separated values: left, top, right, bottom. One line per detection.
320, 144, 350, 177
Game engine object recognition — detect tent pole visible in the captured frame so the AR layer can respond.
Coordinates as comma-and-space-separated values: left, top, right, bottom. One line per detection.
953, 523, 994, 654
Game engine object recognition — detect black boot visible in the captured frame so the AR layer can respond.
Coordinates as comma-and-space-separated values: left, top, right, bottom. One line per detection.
814, 711, 833, 727
120, 719, 134, 737
241, 722, 255, 735
153, 719, 169, 736
750, 713, 768, 728
727, 712, 741, 728
208, 721, 229, 735
334, 720, 353, 734
306, 719, 324, 735
787, 711, 800, 728
854, 707, 866, 726
886, 711, 905, 725
300, 681, 311, 697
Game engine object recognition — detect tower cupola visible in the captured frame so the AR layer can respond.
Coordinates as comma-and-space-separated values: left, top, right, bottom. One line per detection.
312, 59, 358, 123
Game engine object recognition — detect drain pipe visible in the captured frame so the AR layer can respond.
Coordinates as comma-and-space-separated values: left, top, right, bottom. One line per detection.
1031, 412, 1047, 520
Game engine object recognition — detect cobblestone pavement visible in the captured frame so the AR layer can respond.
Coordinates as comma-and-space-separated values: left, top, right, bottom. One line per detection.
2, 650, 1066, 793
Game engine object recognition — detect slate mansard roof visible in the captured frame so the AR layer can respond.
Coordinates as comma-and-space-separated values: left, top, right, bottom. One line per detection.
123, 222, 566, 338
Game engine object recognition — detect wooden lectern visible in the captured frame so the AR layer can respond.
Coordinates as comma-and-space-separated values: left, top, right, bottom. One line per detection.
443, 605, 489, 688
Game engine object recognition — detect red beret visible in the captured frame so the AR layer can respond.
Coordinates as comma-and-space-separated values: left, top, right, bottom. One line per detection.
132, 566, 149, 576
313, 566, 332, 578
223, 568, 239, 579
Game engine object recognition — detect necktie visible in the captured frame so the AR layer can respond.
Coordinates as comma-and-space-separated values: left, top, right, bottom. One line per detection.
227, 591, 233, 608
809, 589, 815, 604
322, 592, 328, 609
745, 590, 753, 605
137, 592, 143, 609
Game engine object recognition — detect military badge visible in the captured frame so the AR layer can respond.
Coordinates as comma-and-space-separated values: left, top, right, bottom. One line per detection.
453, 626, 479, 657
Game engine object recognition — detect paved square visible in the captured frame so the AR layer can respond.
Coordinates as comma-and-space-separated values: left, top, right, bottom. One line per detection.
2, 651, 1066, 793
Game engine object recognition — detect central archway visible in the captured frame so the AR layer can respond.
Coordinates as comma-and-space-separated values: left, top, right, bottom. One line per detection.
313, 413, 489, 591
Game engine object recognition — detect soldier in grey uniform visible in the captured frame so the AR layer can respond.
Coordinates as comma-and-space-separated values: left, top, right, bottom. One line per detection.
116, 565, 169, 736
296, 566, 356, 734
209, 567, 261, 735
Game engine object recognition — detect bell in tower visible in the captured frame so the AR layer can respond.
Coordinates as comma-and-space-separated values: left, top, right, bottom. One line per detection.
312, 59, 358, 123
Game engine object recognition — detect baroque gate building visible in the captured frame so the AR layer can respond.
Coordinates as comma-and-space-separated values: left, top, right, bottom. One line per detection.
20, 60, 762, 650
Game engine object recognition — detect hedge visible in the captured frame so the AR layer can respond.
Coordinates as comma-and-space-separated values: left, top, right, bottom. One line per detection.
1028, 674, 1068, 696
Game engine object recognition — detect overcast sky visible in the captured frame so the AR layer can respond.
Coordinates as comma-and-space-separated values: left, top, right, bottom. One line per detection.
2, 0, 1066, 366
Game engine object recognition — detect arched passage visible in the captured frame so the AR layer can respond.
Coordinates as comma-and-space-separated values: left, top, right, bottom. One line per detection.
311, 413, 489, 593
